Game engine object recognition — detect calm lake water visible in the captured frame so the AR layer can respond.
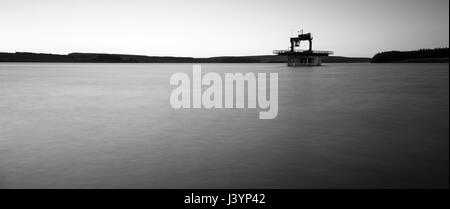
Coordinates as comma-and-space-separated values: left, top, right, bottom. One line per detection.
0, 63, 448, 188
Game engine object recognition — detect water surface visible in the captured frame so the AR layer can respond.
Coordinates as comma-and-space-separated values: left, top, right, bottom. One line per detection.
0, 63, 448, 188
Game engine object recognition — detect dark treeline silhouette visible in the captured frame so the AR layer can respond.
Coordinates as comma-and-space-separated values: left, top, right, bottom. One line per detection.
0, 52, 370, 63
2, 49, 448, 64
67, 53, 194, 63
0, 52, 73, 62
372, 48, 449, 63
0, 52, 193, 63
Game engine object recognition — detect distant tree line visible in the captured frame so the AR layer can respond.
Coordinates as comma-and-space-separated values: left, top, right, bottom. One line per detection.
0, 52, 194, 63
2, 49, 448, 64
371, 48, 449, 63
0, 52, 372, 63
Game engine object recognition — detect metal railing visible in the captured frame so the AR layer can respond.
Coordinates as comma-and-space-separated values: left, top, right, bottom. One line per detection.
273, 49, 334, 55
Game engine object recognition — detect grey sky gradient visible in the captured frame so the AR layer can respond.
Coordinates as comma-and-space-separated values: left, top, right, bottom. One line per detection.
0, 0, 448, 57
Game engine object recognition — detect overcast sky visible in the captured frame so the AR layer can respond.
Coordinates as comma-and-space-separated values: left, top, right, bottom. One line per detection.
0, 0, 448, 57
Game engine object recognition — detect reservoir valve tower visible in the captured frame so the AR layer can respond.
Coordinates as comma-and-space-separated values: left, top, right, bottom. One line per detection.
273, 32, 333, 66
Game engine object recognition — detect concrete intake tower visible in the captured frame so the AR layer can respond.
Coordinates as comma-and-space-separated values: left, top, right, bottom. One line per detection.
274, 32, 333, 66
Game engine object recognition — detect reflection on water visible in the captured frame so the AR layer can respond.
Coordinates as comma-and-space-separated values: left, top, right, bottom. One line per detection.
0, 63, 448, 188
